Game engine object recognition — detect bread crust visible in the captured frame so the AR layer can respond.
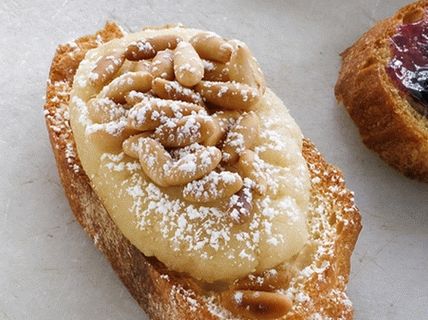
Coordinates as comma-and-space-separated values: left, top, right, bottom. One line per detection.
45, 23, 361, 319
335, 1, 428, 181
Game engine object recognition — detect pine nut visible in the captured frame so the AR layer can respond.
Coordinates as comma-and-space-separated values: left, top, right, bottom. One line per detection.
87, 98, 125, 123
134, 60, 152, 73
173, 42, 204, 87
124, 91, 147, 106
183, 171, 243, 203
203, 60, 230, 82
89, 51, 125, 86
152, 78, 204, 105
212, 110, 240, 133
151, 49, 174, 80
125, 35, 182, 60
195, 81, 260, 111
222, 290, 292, 320
222, 111, 260, 163
122, 132, 154, 159
190, 32, 232, 63
127, 97, 205, 132
153, 115, 222, 148
138, 138, 173, 187
237, 150, 267, 195
228, 40, 266, 94
98, 71, 153, 103
228, 183, 253, 224
153, 115, 204, 147
166, 147, 222, 186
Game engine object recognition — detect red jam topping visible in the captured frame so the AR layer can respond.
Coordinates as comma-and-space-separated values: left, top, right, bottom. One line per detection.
387, 14, 428, 117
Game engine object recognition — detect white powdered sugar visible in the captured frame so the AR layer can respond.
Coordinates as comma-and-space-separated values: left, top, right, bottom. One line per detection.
68, 28, 315, 284
202, 59, 215, 71
45, 26, 360, 320
183, 171, 241, 202
233, 291, 243, 304
164, 80, 203, 102
45, 80, 80, 173
128, 96, 207, 129
135, 39, 154, 53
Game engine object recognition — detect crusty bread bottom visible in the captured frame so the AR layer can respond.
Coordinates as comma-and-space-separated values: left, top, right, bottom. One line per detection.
44, 23, 361, 319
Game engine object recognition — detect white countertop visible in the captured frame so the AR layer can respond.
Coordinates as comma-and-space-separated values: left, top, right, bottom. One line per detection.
0, 0, 427, 319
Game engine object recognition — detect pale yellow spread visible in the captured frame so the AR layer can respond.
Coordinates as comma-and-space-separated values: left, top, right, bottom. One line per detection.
69, 26, 311, 282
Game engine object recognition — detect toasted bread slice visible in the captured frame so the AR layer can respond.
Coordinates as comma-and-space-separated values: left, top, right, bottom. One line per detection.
335, 0, 428, 182
44, 22, 361, 319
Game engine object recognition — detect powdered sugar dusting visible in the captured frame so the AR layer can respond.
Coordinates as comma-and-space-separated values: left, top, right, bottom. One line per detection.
69, 28, 313, 283
45, 80, 81, 173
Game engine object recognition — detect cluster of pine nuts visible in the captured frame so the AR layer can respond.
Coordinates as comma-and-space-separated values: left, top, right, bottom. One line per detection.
87, 31, 268, 221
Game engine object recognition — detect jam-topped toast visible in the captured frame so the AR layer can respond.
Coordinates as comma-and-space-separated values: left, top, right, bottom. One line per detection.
336, 0, 428, 181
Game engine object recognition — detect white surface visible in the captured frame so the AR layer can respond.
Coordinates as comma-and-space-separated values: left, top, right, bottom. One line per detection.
0, 0, 427, 319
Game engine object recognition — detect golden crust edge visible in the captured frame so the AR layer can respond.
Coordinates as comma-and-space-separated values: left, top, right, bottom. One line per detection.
44, 22, 362, 319
335, 0, 428, 181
